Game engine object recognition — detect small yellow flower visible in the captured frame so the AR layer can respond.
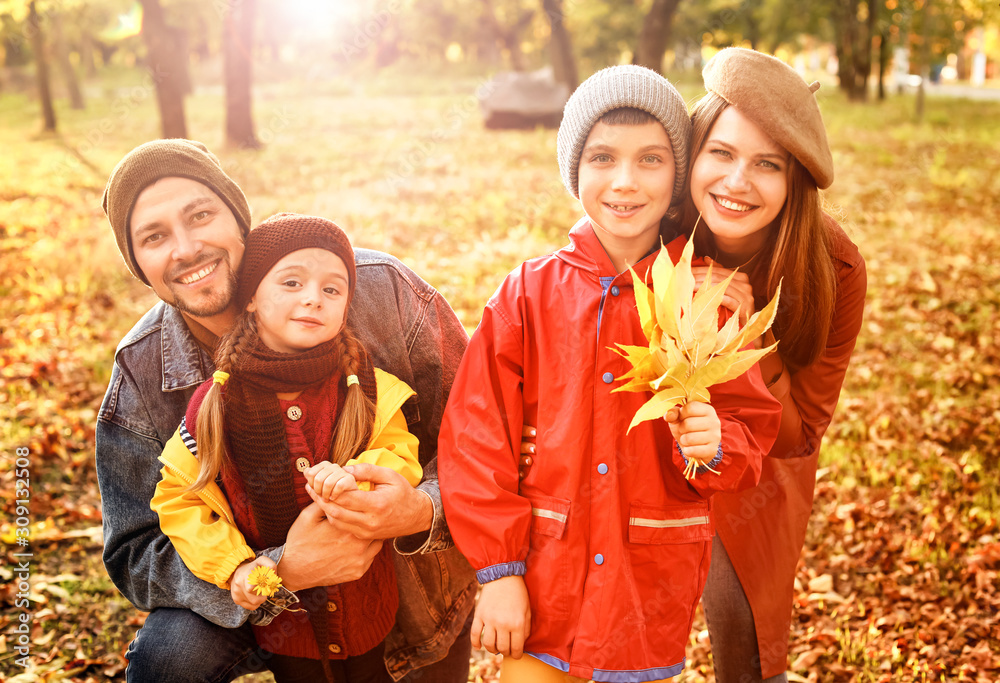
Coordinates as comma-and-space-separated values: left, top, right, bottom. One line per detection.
247, 565, 283, 598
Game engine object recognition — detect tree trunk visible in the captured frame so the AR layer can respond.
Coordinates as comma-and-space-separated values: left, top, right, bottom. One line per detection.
542, 0, 577, 90
480, 0, 534, 71
634, 0, 682, 74
28, 2, 57, 132
834, 0, 865, 100
81, 32, 97, 77
224, 0, 260, 149
52, 11, 84, 110
915, 0, 931, 122
139, 0, 188, 139
857, 0, 877, 100
878, 17, 889, 100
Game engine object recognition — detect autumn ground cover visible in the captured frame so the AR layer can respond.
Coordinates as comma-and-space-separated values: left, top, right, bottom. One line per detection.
0, 66, 998, 682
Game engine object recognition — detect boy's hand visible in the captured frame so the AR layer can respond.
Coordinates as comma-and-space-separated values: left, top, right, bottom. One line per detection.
230, 556, 276, 611
305, 462, 359, 502
665, 402, 721, 464
472, 575, 531, 659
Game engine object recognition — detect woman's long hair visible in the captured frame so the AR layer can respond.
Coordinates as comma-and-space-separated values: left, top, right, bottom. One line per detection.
190, 313, 376, 491
680, 93, 837, 372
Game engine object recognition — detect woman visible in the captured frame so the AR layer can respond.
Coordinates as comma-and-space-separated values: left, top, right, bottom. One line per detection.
681, 48, 867, 681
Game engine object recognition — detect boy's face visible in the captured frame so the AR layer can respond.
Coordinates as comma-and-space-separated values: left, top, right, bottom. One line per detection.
578, 120, 675, 261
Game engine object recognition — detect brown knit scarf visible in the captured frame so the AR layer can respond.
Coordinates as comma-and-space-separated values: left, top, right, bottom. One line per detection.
223, 331, 377, 676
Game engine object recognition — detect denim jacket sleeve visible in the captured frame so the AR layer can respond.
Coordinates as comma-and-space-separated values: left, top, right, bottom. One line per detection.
97, 359, 250, 627
97, 303, 251, 627
351, 250, 470, 554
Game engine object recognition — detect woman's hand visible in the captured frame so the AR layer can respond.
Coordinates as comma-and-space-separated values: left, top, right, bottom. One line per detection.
692, 257, 756, 329
472, 575, 532, 658
230, 556, 276, 611
519, 425, 536, 479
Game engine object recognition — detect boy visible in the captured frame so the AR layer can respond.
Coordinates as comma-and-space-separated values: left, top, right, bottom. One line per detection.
439, 66, 782, 682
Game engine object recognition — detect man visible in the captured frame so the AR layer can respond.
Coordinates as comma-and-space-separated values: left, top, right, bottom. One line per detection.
97, 139, 475, 682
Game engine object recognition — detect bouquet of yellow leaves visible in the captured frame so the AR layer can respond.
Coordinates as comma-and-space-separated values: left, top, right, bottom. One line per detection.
612, 228, 781, 479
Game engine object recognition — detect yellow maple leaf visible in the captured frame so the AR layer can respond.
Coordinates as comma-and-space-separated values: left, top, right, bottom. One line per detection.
611, 221, 781, 479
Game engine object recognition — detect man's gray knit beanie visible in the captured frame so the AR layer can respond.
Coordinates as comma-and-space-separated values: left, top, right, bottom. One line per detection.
557, 64, 691, 204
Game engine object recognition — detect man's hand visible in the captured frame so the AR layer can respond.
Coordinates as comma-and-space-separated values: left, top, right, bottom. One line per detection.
311, 462, 432, 540
665, 402, 722, 464
472, 575, 531, 658
279, 503, 383, 592
230, 556, 275, 610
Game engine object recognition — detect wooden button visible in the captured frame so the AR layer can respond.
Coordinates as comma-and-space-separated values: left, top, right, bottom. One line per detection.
295, 457, 310, 472
328, 644, 342, 654
326, 601, 338, 612
286, 405, 302, 421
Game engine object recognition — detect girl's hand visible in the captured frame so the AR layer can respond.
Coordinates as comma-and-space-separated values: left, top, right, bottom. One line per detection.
664, 402, 722, 464
305, 462, 359, 502
692, 257, 756, 328
230, 556, 275, 611
472, 575, 531, 659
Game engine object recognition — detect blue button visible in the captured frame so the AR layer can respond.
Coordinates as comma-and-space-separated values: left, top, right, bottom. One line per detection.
602, 372, 614, 384
610, 286, 620, 296
597, 463, 608, 475
594, 554, 604, 565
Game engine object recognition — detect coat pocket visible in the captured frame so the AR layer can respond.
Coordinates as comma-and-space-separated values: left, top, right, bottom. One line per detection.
526, 494, 572, 619
627, 502, 713, 545
529, 495, 571, 540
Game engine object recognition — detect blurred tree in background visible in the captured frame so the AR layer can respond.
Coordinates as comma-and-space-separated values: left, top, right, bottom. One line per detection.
0, 0, 998, 142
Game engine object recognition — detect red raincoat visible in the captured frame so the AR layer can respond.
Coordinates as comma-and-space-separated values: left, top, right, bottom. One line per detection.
713, 219, 867, 677
440, 219, 782, 682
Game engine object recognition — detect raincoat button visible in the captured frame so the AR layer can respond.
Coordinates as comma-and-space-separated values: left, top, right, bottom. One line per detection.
594, 554, 604, 565
597, 463, 608, 475
602, 372, 614, 384
286, 405, 302, 421
610, 286, 620, 296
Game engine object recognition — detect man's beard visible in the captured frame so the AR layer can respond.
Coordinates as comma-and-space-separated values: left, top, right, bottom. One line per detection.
165, 255, 239, 318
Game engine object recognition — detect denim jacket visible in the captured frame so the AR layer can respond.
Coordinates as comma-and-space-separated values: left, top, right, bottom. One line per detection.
96, 249, 476, 680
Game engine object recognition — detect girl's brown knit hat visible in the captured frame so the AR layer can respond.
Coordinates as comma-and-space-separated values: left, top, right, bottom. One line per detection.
702, 48, 835, 189
236, 213, 356, 311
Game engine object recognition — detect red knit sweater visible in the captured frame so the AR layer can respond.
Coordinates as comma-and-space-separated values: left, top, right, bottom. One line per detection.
186, 379, 399, 659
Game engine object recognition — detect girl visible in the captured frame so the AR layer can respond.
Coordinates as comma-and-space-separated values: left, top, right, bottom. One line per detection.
681, 49, 867, 682
152, 213, 422, 683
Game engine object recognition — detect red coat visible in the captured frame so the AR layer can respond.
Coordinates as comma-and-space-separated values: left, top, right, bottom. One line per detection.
714, 219, 867, 677
440, 219, 782, 681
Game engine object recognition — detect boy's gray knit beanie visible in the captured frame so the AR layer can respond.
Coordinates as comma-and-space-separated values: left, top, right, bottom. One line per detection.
557, 64, 691, 203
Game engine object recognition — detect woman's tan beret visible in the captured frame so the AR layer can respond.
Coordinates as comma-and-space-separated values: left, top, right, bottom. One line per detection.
702, 47, 834, 189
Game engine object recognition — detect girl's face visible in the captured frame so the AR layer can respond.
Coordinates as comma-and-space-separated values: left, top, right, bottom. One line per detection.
247, 248, 349, 354
690, 106, 790, 257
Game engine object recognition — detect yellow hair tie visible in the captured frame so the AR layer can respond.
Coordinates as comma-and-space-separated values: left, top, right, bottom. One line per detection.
212, 370, 230, 386
346, 375, 359, 387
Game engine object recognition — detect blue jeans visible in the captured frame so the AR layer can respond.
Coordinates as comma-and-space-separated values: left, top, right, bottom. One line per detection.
125, 608, 474, 683
702, 536, 788, 683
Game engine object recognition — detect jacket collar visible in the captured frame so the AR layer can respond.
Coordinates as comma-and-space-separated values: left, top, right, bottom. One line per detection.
556, 216, 684, 285
115, 301, 213, 393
